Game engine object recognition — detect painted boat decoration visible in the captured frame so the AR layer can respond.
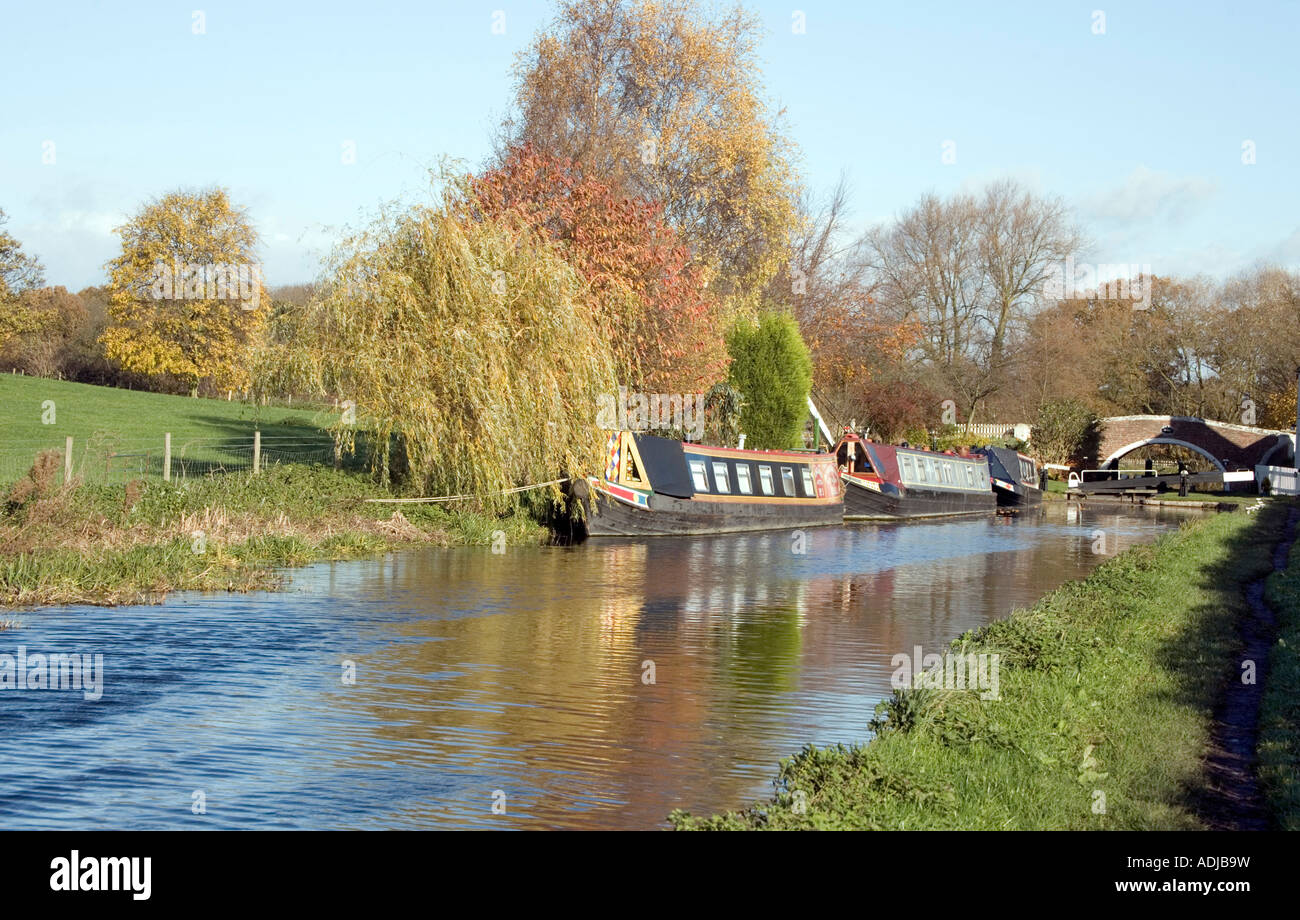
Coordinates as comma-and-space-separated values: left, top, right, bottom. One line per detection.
974, 446, 1043, 506
579, 431, 844, 537
833, 430, 997, 519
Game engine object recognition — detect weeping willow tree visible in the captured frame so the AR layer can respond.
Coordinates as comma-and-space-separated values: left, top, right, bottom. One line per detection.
273, 177, 618, 510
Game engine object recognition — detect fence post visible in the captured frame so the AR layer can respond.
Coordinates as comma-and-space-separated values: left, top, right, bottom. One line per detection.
253, 430, 261, 475
64, 436, 73, 484
163, 432, 171, 482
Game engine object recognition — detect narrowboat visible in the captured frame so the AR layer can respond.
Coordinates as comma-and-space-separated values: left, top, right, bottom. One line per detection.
833, 431, 997, 519
577, 431, 844, 537
974, 446, 1043, 506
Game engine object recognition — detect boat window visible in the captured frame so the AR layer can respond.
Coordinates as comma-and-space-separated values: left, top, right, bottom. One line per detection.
759, 465, 774, 495
801, 468, 815, 496
914, 456, 926, 481
900, 454, 914, 481
688, 459, 710, 492
736, 464, 753, 494
965, 465, 976, 487
941, 462, 952, 484
712, 461, 730, 493
781, 467, 796, 496
927, 459, 938, 482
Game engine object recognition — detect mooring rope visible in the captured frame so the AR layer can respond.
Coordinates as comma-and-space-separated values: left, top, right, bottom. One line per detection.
361, 477, 571, 504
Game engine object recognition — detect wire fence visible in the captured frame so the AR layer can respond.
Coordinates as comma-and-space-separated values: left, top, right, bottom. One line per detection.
0, 434, 345, 487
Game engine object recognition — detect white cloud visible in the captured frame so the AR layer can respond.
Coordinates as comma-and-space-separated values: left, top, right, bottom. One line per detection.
1264, 226, 1300, 269
1081, 165, 1217, 224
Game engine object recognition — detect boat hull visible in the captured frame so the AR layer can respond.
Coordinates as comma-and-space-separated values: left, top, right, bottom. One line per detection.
585, 490, 843, 537
993, 483, 1043, 507
842, 476, 996, 520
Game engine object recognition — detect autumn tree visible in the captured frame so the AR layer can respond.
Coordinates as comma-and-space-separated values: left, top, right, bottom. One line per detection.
0, 287, 89, 378
1218, 265, 1300, 429
504, 0, 801, 302
0, 208, 44, 301
274, 176, 619, 504
978, 180, 1084, 373
1030, 398, 1101, 467
470, 145, 728, 392
866, 181, 1083, 424
766, 175, 920, 434
101, 188, 268, 395
0, 208, 47, 350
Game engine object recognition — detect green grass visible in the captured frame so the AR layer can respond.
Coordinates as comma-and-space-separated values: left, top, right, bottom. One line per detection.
1262, 523, 1300, 829
0, 378, 561, 607
672, 503, 1295, 830
1, 374, 330, 446
1143, 491, 1260, 505
0, 462, 553, 608
0, 375, 337, 482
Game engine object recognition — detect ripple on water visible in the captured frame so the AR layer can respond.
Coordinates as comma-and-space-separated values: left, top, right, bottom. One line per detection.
0, 504, 1186, 829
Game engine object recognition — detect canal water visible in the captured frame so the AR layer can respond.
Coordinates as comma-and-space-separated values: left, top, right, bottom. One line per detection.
0, 503, 1192, 830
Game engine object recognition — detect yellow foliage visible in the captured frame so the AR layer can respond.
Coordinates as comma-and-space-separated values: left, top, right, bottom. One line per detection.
510, 0, 801, 301
273, 176, 619, 507
101, 188, 267, 391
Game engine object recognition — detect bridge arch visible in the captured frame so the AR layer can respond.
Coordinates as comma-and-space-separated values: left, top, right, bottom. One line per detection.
1099, 437, 1227, 472
1095, 415, 1291, 471
1258, 434, 1296, 467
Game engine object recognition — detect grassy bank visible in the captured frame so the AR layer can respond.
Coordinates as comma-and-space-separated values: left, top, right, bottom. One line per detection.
1262, 522, 1300, 829
0, 375, 338, 483
0, 463, 551, 608
672, 501, 1296, 830
1, 374, 328, 447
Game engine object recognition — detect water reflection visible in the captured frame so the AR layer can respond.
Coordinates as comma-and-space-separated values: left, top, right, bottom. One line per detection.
0, 503, 1190, 829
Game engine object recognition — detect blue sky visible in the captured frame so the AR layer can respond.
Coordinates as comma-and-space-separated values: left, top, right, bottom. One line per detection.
3, 0, 1298, 289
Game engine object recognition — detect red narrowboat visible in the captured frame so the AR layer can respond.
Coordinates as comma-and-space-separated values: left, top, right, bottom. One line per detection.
833, 431, 997, 520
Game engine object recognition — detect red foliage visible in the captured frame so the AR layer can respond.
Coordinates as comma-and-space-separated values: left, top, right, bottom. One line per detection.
470, 145, 728, 393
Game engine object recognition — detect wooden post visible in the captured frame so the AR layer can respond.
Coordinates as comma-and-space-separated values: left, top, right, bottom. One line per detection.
163, 432, 172, 482
64, 436, 73, 484
253, 430, 261, 474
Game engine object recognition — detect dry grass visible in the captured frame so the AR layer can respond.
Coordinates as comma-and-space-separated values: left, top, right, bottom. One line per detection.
0, 461, 547, 609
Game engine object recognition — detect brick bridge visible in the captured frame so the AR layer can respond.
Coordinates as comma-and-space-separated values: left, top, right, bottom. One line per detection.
1097, 415, 1295, 471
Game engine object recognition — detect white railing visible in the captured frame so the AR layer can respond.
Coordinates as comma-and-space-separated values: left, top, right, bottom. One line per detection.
1257, 465, 1299, 495
963, 423, 1031, 440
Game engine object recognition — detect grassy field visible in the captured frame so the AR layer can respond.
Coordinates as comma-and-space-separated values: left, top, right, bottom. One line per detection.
0, 377, 559, 607
672, 501, 1296, 830
1, 374, 331, 445
0, 375, 338, 482
1262, 526, 1300, 829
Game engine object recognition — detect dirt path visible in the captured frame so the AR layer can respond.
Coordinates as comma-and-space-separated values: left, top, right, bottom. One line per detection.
1199, 506, 1298, 830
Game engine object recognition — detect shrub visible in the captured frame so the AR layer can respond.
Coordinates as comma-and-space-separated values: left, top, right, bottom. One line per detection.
725, 311, 813, 450
1030, 398, 1101, 466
